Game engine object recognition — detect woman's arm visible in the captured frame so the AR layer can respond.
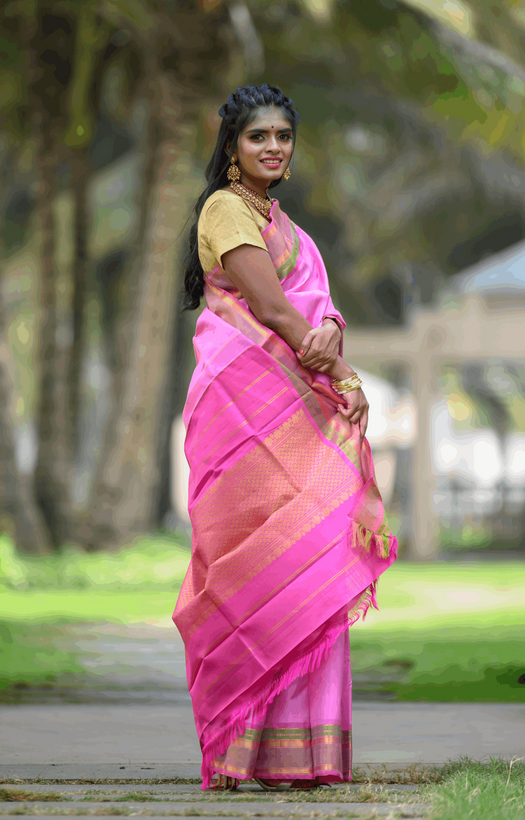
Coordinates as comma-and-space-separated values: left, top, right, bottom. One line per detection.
222, 243, 369, 435
222, 244, 350, 379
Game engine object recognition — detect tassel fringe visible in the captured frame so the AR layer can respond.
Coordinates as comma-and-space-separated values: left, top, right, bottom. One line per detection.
200, 579, 379, 789
347, 518, 397, 560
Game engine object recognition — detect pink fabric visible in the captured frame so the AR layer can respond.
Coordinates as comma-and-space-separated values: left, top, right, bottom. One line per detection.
173, 199, 398, 788
210, 625, 352, 783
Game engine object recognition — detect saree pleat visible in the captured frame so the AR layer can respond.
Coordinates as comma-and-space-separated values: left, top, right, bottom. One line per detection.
211, 627, 352, 782
173, 199, 398, 788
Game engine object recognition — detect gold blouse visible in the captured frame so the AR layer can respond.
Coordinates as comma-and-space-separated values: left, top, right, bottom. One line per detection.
197, 189, 270, 275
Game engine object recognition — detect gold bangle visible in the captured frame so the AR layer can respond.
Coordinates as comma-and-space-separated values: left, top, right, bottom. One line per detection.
332, 372, 360, 386
331, 374, 362, 394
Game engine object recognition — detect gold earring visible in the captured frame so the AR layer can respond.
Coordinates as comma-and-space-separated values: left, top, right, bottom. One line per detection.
227, 157, 241, 182
283, 167, 291, 180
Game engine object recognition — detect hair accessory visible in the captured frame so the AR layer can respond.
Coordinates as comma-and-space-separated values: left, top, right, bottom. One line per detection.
331, 374, 362, 395
227, 157, 241, 182
283, 167, 291, 180
229, 180, 272, 218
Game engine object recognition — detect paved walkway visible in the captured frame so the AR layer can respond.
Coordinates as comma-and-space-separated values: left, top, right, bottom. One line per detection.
1, 700, 524, 772
0, 780, 430, 819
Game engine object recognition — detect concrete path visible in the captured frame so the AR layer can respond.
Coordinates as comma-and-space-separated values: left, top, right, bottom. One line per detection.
0, 801, 430, 818
0, 784, 421, 793
1, 701, 524, 772
0, 782, 429, 819
0, 813, 429, 819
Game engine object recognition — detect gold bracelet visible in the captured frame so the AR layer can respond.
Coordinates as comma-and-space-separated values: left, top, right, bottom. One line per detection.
331, 374, 362, 394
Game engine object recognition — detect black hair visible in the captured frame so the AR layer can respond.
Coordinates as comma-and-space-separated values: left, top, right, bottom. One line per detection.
181, 84, 300, 311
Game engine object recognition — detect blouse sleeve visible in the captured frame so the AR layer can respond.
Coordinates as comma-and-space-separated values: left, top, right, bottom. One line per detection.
201, 194, 269, 266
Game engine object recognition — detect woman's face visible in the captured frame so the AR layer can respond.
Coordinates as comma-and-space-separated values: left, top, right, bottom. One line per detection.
234, 107, 294, 189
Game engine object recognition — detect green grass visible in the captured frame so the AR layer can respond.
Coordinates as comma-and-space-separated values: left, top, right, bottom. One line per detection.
0, 589, 178, 623
427, 757, 525, 820
350, 561, 525, 702
0, 619, 86, 690
1, 534, 524, 702
351, 625, 525, 702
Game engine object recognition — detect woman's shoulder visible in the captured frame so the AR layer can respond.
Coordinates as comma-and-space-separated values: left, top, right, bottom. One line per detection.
200, 188, 271, 236
201, 188, 245, 214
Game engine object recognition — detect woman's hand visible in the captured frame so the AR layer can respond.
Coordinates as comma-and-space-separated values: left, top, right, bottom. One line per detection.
337, 388, 369, 439
297, 320, 340, 372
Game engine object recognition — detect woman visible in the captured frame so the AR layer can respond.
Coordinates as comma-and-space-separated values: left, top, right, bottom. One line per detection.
173, 84, 397, 792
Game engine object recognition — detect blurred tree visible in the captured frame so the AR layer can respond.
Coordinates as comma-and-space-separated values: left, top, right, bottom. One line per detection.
246, 0, 525, 325
81, 2, 240, 549
0, 297, 50, 553
0, 0, 239, 551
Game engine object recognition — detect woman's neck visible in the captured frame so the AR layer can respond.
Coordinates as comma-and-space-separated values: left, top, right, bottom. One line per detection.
239, 175, 269, 200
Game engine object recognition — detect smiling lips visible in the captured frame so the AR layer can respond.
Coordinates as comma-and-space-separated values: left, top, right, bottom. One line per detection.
261, 158, 282, 166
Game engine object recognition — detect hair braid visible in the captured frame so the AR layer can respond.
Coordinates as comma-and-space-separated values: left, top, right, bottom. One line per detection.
182, 84, 300, 311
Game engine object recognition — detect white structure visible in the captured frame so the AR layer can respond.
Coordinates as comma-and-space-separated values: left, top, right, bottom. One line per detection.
342, 239, 525, 558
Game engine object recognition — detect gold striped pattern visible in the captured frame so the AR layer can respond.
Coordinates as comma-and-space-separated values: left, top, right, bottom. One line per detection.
211, 724, 351, 780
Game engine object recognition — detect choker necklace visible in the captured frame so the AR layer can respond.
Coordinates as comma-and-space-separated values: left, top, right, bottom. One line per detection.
229, 180, 272, 218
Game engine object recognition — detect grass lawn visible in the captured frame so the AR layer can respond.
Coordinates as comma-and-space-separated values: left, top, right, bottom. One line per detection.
425, 757, 525, 820
350, 562, 525, 702
1, 533, 524, 703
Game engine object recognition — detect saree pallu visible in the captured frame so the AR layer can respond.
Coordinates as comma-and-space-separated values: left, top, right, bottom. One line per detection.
173, 199, 398, 788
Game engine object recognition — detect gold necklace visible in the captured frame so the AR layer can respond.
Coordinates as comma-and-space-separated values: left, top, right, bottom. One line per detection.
229, 180, 272, 218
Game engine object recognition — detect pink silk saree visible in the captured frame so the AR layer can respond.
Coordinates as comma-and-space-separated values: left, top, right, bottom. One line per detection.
173, 198, 398, 788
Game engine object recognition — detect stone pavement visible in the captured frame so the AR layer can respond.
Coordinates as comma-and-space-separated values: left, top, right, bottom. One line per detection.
0, 781, 430, 819
1, 700, 523, 820
1, 701, 524, 770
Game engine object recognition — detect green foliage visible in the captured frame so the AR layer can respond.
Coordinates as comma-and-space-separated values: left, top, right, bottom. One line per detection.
348, 0, 399, 33
440, 520, 493, 551
0, 531, 190, 591
0, 534, 27, 586
428, 757, 525, 820
0, 35, 20, 69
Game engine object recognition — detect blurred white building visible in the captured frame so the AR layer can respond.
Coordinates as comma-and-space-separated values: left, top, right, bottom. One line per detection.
342, 238, 525, 558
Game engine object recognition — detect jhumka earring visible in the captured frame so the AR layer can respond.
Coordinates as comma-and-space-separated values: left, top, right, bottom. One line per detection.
227, 157, 241, 182
283, 168, 291, 180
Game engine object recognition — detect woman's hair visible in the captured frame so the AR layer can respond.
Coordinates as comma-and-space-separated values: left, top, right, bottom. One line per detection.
181, 84, 300, 311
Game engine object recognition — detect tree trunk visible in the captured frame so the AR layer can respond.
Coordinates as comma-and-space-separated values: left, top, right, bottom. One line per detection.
0, 288, 51, 553
67, 157, 90, 461
32, 174, 75, 549
84, 74, 196, 549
